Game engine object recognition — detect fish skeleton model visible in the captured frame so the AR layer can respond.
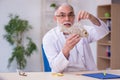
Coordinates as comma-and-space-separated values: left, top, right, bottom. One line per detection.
61, 23, 89, 37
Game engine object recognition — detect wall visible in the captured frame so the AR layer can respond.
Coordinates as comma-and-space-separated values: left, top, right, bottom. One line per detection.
0, 0, 111, 72
0, 0, 43, 72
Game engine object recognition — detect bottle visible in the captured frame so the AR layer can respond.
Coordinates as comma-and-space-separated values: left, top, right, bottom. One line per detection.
106, 19, 111, 31
106, 46, 111, 57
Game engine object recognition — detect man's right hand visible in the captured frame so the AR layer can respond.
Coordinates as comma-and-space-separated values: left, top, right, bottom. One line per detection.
62, 34, 80, 59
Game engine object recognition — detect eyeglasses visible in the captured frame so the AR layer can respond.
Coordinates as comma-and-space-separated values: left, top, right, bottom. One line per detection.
56, 14, 75, 19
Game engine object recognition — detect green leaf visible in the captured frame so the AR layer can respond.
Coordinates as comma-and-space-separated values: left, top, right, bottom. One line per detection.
25, 37, 37, 56
4, 34, 14, 45
4, 14, 37, 69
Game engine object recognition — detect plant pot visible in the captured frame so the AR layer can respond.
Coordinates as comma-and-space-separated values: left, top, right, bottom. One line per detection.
49, 7, 56, 11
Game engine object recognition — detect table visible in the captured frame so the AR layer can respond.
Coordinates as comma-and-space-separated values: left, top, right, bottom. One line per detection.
0, 70, 120, 80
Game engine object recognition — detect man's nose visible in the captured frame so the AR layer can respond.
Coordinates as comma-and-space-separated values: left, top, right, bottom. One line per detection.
65, 15, 70, 20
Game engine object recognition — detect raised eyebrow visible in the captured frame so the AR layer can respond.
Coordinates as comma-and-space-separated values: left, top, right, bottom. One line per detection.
59, 12, 66, 15
59, 11, 74, 15
69, 12, 74, 14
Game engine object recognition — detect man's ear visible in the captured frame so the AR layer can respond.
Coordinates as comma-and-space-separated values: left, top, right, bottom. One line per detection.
54, 16, 57, 21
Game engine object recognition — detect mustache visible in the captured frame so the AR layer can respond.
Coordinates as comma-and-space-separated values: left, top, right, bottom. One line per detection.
57, 21, 72, 28
58, 22, 72, 28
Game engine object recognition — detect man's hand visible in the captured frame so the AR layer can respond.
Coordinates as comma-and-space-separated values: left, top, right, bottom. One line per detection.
77, 11, 101, 26
62, 34, 80, 59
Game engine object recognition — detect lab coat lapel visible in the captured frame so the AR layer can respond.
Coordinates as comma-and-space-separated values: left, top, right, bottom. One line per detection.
76, 39, 84, 57
76, 39, 86, 65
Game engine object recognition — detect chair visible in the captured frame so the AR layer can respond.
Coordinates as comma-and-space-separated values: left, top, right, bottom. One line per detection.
41, 44, 51, 72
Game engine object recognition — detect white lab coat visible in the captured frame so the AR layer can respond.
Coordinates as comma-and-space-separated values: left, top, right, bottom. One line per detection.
43, 20, 109, 72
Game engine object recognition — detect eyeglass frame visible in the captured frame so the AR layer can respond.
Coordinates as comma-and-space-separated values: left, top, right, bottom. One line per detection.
55, 12, 75, 19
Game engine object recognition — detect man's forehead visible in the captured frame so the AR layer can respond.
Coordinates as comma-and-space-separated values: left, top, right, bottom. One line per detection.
57, 6, 74, 14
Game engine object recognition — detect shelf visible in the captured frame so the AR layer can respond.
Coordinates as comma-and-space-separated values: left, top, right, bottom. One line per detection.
45, 11, 55, 16
98, 41, 111, 46
99, 17, 111, 20
98, 4, 111, 7
97, 4, 120, 70
98, 56, 111, 60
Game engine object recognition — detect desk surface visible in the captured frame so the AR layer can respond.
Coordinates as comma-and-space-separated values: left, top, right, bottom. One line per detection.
0, 70, 120, 80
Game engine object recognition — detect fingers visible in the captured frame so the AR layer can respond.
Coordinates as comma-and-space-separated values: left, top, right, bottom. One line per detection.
77, 11, 90, 21
68, 34, 80, 45
70, 36, 80, 47
62, 34, 80, 58
67, 34, 79, 41
65, 34, 80, 50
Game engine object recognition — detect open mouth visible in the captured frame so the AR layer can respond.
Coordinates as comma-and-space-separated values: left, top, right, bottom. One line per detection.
63, 22, 72, 27
64, 24, 71, 27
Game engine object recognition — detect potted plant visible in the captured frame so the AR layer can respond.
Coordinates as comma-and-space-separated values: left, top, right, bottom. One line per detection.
50, 3, 57, 11
4, 14, 37, 70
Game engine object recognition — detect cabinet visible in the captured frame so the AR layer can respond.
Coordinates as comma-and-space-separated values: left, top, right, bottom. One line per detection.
97, 4, 120, 70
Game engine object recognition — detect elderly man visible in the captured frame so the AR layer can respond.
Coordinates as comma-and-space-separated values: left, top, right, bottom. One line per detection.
43, 3, 109, 72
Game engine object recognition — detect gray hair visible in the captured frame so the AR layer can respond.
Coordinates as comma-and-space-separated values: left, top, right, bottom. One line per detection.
54, 3, 74, 16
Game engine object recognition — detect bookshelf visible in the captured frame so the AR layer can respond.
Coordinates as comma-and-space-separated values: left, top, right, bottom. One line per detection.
97, 4, 120, 70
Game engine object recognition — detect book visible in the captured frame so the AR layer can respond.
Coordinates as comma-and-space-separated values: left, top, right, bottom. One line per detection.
82, 73, 120, 79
